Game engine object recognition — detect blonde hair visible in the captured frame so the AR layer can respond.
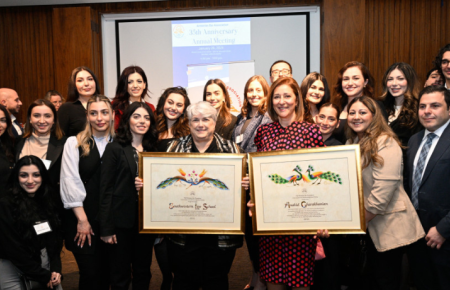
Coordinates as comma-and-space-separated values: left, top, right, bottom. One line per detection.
76, 95, 115, 157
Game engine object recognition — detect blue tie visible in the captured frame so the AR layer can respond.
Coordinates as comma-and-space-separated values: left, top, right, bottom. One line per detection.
411, 133, 437, 209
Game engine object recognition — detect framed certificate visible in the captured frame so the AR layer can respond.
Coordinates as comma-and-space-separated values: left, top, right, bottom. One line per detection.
138, 152, 246, 234
248, 145, 365, 235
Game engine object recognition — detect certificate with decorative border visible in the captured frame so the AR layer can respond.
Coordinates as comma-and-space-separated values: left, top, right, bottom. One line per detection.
248, 145, 366, 235
138, 152, 246, 234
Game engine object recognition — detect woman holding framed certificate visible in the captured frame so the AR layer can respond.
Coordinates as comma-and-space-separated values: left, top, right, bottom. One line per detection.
252, 77, 327, 290
346, 96, 424, 289
99, 102, 158, 290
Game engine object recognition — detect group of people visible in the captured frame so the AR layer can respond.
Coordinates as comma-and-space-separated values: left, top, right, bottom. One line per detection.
1, 42, 450, 290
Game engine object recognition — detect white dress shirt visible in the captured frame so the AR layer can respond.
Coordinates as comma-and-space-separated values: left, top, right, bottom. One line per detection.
10, 114, 22, 136
60, 135, 110, 209
413, 119, 450, 179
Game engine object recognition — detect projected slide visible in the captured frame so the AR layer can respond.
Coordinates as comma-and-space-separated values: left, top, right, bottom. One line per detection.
172, 18, 251, 87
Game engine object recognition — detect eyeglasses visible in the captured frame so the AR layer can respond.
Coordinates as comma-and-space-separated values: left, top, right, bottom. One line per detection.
442, 60, 450, 67
271, 69, 291, 77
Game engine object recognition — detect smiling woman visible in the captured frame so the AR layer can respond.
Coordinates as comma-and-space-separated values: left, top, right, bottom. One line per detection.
300, 72, 331, 123
16, 99, 67, 217
112, 66, 156, 131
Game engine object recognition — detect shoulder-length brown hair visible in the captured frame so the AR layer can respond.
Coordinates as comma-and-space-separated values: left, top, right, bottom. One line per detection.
202, 79, 232, 127
333, 61, 376, 111
155, 86, 191, 139
267, 77, 304, 123
67, 66, 101, 102
241, 75, 269, 118
23, 99, 64, 140
380, 62, 420, 130
300, 72, 331, 123
346, 96, 401, 169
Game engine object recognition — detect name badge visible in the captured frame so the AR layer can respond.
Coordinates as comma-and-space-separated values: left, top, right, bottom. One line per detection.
33, 221, 52, 235
41, 159, 51, 170
236, 134, 244, 144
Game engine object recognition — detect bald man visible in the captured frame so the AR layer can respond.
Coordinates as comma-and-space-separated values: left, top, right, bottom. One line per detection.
0, 88, 23, 137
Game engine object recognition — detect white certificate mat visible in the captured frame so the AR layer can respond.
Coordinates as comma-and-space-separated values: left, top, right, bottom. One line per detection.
139, 152, 246, 234
249, 145, 365, 235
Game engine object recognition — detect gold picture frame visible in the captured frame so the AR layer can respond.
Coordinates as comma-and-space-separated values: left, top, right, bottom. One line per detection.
138, 152, 246, 234
248, 145, 365, 235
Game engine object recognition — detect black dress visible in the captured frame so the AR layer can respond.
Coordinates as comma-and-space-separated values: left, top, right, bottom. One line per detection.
0, 146, 14, 188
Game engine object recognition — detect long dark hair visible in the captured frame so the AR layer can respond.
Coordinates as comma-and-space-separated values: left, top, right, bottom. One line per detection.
23, 99, 64, 140
301, 72, 331, 123
67, 66, 101, 102
0, 104, 15, 163
155, 86, 191, 140
116, 102, 158, 152
333, 61, 376, 111
112, 66, 150, 114
203, 79, 232, 127
5, 156, 60, 253
381, 62, 420, 130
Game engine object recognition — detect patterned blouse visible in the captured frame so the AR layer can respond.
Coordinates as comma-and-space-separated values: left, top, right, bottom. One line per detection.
254, 121, 324, 151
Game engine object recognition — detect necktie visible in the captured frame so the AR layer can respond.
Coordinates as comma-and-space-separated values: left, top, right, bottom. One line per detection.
411, 133, 437, 209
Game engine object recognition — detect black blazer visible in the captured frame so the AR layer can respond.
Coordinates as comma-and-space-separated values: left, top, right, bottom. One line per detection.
0, 147, 14, 188
215, 114, 237, 140
389, 118, 422, 149
15, 135, 67, 188
99, 141, 138, 237
16, 135, 67, 215
404, 124, 450, 266
64, 141, 103, 254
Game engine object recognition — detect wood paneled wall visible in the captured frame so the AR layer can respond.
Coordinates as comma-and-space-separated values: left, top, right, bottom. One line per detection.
365, 0, 450, 96
0, 0, 449, 122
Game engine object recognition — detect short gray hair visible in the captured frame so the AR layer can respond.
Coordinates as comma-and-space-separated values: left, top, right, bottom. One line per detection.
186, 101, 218, 122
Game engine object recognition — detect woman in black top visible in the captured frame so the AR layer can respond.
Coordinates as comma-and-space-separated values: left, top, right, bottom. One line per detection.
300, 72, 331, 123
332, 61, 388, 143
99, 102, 158, 290
0, 104, 15, 188
155, 86, 191, 152
59, 66, 101, 137
0, 156, 62, 289
203, 79, 237, 140
381, 62, 422, 148
315, 103, 343, 147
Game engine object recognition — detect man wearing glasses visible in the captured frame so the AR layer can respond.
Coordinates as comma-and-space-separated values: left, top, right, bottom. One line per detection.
434, 44, 450, 90
269, 60, 292, 83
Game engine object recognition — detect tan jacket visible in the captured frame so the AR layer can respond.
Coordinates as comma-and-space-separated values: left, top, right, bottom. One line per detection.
357, 136, 425, 252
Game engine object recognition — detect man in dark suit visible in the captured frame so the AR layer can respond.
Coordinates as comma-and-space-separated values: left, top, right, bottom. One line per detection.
404, 85, 450, 290
0, 88, 23, 137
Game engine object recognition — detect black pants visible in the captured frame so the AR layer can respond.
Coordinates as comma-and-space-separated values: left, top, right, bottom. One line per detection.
72, 240, 110, 290
154, 238, 173, 290
407, 237, 450, 290
106, 227, 156, 290
311, 236, 342, 290
363, 232, 404, 290
245, 190, 260, 272
168, 241, 236, 290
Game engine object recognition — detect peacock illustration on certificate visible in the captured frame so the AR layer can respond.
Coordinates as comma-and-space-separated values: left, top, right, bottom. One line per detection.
259, 159, 353, 223
156, 168, 229, 190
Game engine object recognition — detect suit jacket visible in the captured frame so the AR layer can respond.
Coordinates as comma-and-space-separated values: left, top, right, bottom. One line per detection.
15, 135, 67, 216
355, 135, 424, 252
15, 135, 66, 188
404, 124, 450, 265
99, 141, 138, 236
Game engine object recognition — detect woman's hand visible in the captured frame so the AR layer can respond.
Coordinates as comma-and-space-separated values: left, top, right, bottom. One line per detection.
241, 175, 250, 191
247, 200, 254, 217
101, 235, 117, 244
135, 177, 143, 192
46, 272, 61, 289
314, 229, 330, 239
75, 219, 94, 248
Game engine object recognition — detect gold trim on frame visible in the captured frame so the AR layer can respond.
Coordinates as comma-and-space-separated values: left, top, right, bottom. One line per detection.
248, 144, 366, 235
138, 152, 246, 235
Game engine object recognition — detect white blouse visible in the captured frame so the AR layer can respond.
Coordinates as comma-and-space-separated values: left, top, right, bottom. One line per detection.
60, 135, 110, 209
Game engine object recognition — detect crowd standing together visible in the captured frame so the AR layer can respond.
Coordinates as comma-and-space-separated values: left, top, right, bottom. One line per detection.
1, 43, 450, 290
